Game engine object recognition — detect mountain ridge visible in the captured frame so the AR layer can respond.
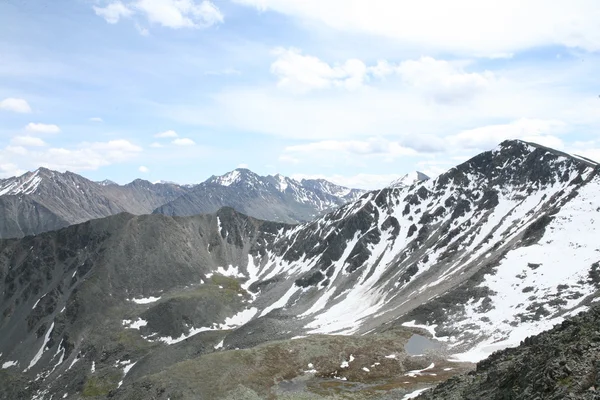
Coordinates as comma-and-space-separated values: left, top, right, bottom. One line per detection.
0, 168, 366, 238
153, 168, 367, 224
0, 139, 599, 399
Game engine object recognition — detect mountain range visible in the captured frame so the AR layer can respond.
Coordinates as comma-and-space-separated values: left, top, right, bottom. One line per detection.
0, 139, 598, 399
153, 168, 367, 223
0, 168, 367, 239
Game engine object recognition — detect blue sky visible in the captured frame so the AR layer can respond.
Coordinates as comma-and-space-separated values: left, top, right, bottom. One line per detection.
0, 0, 599, 188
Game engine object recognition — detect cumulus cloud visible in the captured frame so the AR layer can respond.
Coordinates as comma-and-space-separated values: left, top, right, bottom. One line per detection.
154, 129, 178, 138
138, 165, 150, 173
11, 136, 47, 147
94, 0, 223, 30
393, 57, 494, 103
0, 163, 25, 179
172, 138, 196, 146
270, 50, 492, 103
93, 1, 133, 24
281, 138, 417, 165
271, 48, 368, 93
448, 118, 566, 150
233, 0, 600, 55
25, 123, 61, 134
0, 139, 143, 175
0, 98, 32, 113
150, 142, 164, 148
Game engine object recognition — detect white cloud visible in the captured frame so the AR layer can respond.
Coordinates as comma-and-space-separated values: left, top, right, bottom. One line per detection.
0, 140, 143, 174
25, 123, 61, 134
135, 22, 150, 36
279, 138, 419, 170
393, 57, 494, 103
5, 146, 28, 155
237, 163, 249, 168
154, 129, 178, 138
93, 1, 133, 24
271, 48, 368, 93
168, 52, 600, 145
233, 0, 600, 55
139, 165, 150, 173
270, 50, 493, 101
135, 0, 223, 28
172, 138, 196, 146
282, 138, 417, 161
448, 118, 566, 150
0, 98, 32, 113
0, 163, 25, 179
90, 117, 104, 122
11, 136, 47, 147
95, 0, 223, 30
150, 142, 164, 148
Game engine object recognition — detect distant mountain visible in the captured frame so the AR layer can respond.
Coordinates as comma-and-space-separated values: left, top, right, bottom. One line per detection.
0, 168, 189, 238
389, 171, 430, 188
96, 179, 117, 186
153, 168, 367, 223
1, 140, 599, 400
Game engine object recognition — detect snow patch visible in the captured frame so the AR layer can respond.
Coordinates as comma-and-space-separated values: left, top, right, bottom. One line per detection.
2, 360, 18, 369
129, 296, 161, 304
25, 322, 54, 371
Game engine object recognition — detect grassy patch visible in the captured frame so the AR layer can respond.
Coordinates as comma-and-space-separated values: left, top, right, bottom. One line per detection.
82, 371, 121, 397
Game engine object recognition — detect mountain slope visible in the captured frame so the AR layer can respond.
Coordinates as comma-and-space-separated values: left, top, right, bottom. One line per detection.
418, 305, 600, 400
153, 168, 366, 223
1, 140, 599, 399
0, 168, 189, 238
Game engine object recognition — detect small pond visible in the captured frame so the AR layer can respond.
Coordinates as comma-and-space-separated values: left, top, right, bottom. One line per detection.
404, 334, 443, 355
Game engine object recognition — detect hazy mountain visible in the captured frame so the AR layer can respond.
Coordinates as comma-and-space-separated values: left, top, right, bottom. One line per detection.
153, 168, 367, 223
1, 140, 599, 399
0, 168, 189, 238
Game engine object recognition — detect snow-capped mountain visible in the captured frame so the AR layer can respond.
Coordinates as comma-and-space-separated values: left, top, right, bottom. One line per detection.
153, 168, 366, 223
1, 140, 599, 399
388, 171, 430, 188
0, 168, 190, 238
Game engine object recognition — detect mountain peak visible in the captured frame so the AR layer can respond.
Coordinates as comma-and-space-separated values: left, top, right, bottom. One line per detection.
97, 179, 118, 186
497, 139, 598, 168
205, 168, 265, 189
389, 171, 430, 188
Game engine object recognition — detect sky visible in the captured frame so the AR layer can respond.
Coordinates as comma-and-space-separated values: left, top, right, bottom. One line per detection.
0, 0, 599, 189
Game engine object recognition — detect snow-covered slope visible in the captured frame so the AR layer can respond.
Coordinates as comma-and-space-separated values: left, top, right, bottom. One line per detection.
221, 140, 600, 358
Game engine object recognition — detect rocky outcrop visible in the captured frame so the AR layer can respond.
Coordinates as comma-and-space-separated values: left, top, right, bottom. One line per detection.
418, 305, 600, 400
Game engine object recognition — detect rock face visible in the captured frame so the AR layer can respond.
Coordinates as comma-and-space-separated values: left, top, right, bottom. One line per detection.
418, 305, 600, 400
153, 168, 366, 224
0, 140, 599, 399
0, 168, 189, 238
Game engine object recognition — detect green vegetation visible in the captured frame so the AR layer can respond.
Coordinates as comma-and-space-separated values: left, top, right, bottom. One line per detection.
82, 371, 122, 397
